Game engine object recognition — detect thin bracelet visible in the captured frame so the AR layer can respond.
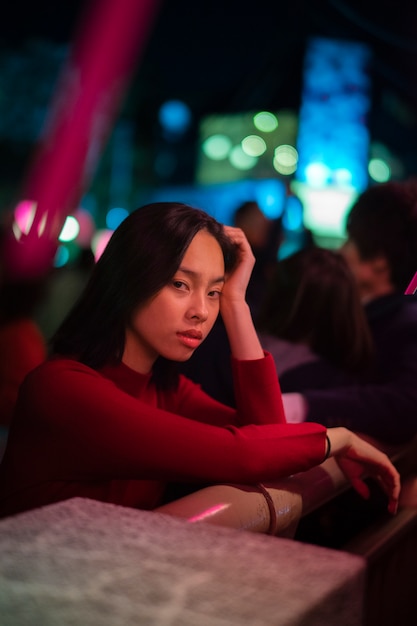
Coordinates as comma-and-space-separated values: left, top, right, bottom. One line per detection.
257, 483, 278, 535
324, 434, 331, 461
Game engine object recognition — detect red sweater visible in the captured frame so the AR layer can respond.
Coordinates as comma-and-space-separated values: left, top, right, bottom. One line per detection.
0, 353, 326, 518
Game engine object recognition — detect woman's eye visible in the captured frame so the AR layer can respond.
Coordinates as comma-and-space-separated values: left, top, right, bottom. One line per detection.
172, 280, 187, 290
208, 289, 222, 298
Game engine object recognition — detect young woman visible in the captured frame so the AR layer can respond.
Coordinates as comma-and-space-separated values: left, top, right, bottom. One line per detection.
0, 203, 400, 519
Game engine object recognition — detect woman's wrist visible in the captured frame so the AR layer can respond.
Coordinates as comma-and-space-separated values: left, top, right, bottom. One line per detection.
326, 427, 352, 457
324, 434, 332, 460
220, 296, 250, 316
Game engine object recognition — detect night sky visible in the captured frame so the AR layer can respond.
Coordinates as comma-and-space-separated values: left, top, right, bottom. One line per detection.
1, 0, 417, 185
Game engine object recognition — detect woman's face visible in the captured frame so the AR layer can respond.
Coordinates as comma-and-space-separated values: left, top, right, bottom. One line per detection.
123, 229, 225, 373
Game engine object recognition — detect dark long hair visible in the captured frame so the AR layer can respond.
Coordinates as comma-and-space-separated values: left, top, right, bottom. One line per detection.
256, 246, 374, 373
52, 202, 237, 388
346, 180, 417, 291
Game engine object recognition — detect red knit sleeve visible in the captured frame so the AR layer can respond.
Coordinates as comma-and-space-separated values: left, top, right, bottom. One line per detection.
231, 351, 286, 424
15, 359, 326, 485
167, 352, 285, 427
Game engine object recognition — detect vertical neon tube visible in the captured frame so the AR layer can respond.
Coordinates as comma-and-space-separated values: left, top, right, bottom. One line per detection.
4, 0, 160, 278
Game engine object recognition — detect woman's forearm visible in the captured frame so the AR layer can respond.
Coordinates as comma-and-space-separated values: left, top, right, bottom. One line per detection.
221, 299, 264, 361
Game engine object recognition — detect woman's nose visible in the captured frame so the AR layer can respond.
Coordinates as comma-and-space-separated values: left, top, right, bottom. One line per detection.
187, 294, 209, 321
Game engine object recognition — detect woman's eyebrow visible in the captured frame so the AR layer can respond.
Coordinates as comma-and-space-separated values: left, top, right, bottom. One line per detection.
177, 267, 225, 284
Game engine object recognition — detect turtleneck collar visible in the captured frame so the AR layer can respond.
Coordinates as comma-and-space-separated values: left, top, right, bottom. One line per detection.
99, 360, 153, 397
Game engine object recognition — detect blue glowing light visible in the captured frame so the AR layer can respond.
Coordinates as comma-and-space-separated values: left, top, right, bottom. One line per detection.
296, 37, 371, 192
106, 207, 129, 230
54, 245, 70, 268
254, 179, 286, 219
283, 195, 304, 231
158, 99, 192, 135
295, 37, 371, 241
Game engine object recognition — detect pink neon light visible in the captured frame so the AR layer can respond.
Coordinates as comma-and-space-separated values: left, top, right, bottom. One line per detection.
5, 0, 160, 278
14, 200, 37, 235
405, 272, 417, 295
188, 503, 230, 523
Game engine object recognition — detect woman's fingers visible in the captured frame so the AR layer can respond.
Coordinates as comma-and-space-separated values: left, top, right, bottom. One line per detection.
350, 477, 370, 500
335, 453, 400, 514
377, 464, 400, 514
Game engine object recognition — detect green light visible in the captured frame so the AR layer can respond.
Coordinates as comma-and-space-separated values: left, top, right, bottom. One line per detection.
59, 215, 80, 242
292, 180, 358, 240
241, 135, 266, 157
229, 145, 257, 170
202, 134, 232, 160
368, 158, 391, 182
253, 111, 278, 132
273, 144, 298, 174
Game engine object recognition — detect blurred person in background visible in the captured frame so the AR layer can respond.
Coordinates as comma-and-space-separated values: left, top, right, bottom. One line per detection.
256, 246, 374, 392
0, 228, 47, 430
283, 179, 417, 447
233, 200, 283, 317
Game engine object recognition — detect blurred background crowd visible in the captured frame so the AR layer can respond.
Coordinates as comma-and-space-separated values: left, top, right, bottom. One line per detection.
1, 0, 417, 441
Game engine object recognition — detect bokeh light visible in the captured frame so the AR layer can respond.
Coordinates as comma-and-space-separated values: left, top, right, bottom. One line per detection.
54, 245, 70, 268
304, 162, 332, 187
197, 110, 297, 184
91, 229, 113, 261
202, 134, 232, 160
273, 144, 298, 175
241, 135, 266, 157
255, 179, 286, 219
59, 215, 80, 242
333, 168, 353, 186
158, 99, 192, 135
253, 111, 278, 132
283, 195, 304, 231
13, 200, 37, 237
368, 158, 391, 182
296, 37, 371, 195
106, 207, 129, 230
229, 145, 257, 170
74, 207, 95, 247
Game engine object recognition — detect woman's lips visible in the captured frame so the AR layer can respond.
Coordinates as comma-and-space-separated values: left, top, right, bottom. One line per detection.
177, 329, 203, 349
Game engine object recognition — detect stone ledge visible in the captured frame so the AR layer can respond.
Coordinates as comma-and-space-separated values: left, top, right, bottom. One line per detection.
0, 497, 366, 626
